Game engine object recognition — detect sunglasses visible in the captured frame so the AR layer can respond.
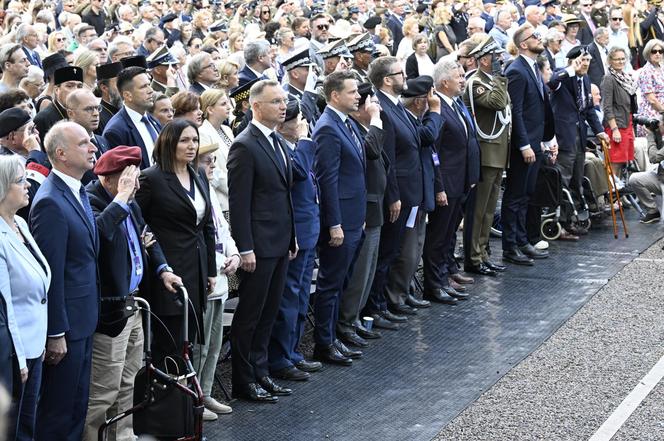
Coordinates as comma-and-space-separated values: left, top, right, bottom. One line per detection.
317, 24, 329, 30
652, 49, 664, 54
261, 10, 270, 13
524, 31, 541, 42
56, 37, 65, 42
611, 17, 623, 21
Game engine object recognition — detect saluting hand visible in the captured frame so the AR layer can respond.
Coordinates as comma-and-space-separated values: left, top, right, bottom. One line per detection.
427, 88, 441, 113
116, 166, 140, 203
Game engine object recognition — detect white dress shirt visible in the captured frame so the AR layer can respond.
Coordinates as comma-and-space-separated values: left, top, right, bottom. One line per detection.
51, 168, 83, 206
125, 106, 156, 164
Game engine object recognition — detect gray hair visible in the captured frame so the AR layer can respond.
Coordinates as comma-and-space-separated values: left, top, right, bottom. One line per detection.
16, 24, 34, 44
249, 79, 280, 106
643, 38, 664, 62
58, 11, 70, 28
0, 155, 24, 204
187, 52, 212, 84
44, 121, 77, 163
244, 40, 270, 65
594, 27, 609, 40
543, 28, 564, 45
25, 64, 44, 83
108, 36, 134, 60
433, 58, 460, 85
607, 45, 627, 61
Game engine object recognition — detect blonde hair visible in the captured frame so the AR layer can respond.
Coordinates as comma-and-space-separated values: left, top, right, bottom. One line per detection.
217, 59, 240, 89
200, 89, 227, 118
74, 49, 99, 72
47, 31, 66, 53
402, 17, 420, 38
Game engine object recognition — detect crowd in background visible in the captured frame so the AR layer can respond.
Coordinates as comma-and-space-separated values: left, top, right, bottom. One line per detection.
1, 0, 664, 440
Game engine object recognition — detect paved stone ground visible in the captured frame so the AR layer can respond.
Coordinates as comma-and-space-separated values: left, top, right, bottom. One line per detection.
434, 238, 664, 441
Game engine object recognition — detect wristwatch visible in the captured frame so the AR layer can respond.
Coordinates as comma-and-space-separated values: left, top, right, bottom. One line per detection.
159, 265, 174, 276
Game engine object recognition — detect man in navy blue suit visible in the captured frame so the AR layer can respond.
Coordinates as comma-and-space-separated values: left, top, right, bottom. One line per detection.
423, 59, 480, 304
364, 56, 443, 321
18, 24, 42, 69
502, 24, 557, 265
548, 45, 609, 235
386, 0, 406, 55
312, 71, 367, 366
103, 66, 161, 169
30, 121, 100, 441
268, 101, 323, 381
237, 40, 271, 88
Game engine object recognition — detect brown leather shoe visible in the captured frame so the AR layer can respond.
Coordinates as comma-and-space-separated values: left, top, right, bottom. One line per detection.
447, 278, 466, 292
450, 273, 474, 284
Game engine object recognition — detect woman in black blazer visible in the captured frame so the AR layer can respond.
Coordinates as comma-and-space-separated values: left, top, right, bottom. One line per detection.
135, 119, 217, 366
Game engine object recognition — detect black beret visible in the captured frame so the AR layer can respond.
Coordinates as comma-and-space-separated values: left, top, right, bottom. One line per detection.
363, 16, 381, 30
54, 66, 84, 85
0, 108, 31, 138
120, 55, 148, 69
96, 61, 123, 81
402, 75, 433, 98
285, 99, 301, 122
358, 82, 374, 105
566, 45, 590, 60
160, 13, 178, 25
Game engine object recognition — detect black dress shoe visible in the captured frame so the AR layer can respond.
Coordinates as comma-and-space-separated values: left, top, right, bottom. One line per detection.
406, 294, 431, 308
258, 376, 292, 396
334, 339, 362, 359
381, 309, 407, 323
442, 285, 469, 300
313, 344, 352, 366
519, 243, 548, 259
370, 314, 399, 330
232, 383, 278, 403
272, 366, 310, 381
465, 262, 497, 277
484, 260, 506, 272
423, 289, 458, 305
503, 247, 534, 266
294, 360, 322, 372
388, 303, 418, 315
355, 324, 382, 339
338, 330, 369, 348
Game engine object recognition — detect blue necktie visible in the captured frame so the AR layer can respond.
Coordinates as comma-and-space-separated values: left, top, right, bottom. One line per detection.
141, 115, 159, 142
79, 185, 96, 235
344, 118, 363, 155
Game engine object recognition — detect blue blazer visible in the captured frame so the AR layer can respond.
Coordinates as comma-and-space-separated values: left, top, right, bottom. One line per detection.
22, 46, 41, 68
103, 107, 162, 169
386, 14, 404, 55
288, 138, 320, 250
406, 111, 438, 213
505, 55, 554, 154
237, 66, 266, 88
376, 90, 443, 210
189, 82, 206, 96
433, 95, 481, 198
0, 216, 50, 369
29, 172, 99, 341
313, 106, 366, 230
548, 69, 604, 152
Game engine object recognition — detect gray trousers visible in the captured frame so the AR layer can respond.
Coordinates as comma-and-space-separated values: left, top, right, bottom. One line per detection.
337, 226, 381, 332
385, 213, 426, 306
194, 298, 225, 397
629, 170, 662, 213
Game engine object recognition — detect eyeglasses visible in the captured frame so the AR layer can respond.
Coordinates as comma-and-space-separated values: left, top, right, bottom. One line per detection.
200, 156, 217, 165
14, 176, 28, 185
317, 24, 329, 30
580, 3, 592, 6
652, 49, 664, 54
611, 17, 623, 21
611, 57, 626, 62
154, 0, 165, 4
386, 71, 404, 77
78, 105, 102, 114
524, 31, 541, 42
120, 30, 133, 35
174, 0, 185, 3
56, 37, 65, 42
193, 44, 201, 49
259, 98, 289, 105
203, 63, 218, 70
261, 10, 270, 14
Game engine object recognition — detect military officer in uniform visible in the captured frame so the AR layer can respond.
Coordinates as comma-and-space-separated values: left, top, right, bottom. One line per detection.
347, 33, 376, 83
96, 61, 123, 136
146, 45, 180, 97
463, 36, 511, 277
33, 66, 84, 140
281, 47, 321, 128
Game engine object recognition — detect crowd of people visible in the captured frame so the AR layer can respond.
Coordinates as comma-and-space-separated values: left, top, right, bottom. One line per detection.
1, 0, 664, 439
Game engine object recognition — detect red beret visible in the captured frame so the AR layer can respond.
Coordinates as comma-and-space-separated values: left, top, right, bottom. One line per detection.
94, 146, 143, 176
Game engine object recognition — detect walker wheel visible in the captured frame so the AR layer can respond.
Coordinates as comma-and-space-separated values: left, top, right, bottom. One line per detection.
541, 219, 562, 241
576, 218, 591, 230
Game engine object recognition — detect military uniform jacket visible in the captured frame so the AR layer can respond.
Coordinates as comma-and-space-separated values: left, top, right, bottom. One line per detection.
151, 79, 179, 98
464, 69, 511, 169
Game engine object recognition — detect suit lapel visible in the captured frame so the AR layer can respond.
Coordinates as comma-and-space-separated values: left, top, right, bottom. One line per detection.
251, 124, 288, 184
439, 93, 468, 142
121, 109, 150, 167
163, 172, 197, 217
1, 220, 50, 292
518, 56, 543, 101
326, 108, 364, 164
378, 91, 418, 140
51, 173, 96, 241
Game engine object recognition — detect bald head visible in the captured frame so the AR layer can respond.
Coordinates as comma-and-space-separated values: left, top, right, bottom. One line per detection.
66, 89, 101, 133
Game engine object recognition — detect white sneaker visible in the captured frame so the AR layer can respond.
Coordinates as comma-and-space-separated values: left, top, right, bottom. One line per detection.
203, 396, 232, 414
202, 407, 218, 421
534, 240, 549, 250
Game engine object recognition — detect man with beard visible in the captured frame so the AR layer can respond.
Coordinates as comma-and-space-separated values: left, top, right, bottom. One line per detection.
502, 24, 556, 265
103, 67, 159, 169
34, 66, 84, 141
309, 14, 331, 71
96, 62, 124, 135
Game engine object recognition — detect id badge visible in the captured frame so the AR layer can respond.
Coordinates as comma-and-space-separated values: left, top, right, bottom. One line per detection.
134, 256, 143, 276
215, 243, 224, 254
432, 152, 440, 166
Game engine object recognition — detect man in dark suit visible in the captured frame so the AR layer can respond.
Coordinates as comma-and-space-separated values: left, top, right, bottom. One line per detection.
423, 60, 480, 304
337, 83, 386, 344
312, 71, 367, 365
237, 40, 271, 88
641, 2, 664, 43
83, 146, 181, 440
34, 66, 84, 141
227, 80, 296, 403
103, 66, 161, 168
268, 102, 323, 381
587, 28, 609, 86
187, 52, 221, 95
66, 89, 110, 185
18, 24, 42, 68
30, 121, 100, 441
503, 24, 557, 265
548, 46, 609, 235
95, 62, 124, 136
578, 0, 597, 45
386, 1, 406, 55
364, 56, 442, 319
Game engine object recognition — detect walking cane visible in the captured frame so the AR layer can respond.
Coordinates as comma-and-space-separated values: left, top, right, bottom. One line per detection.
600, 138, 629, 239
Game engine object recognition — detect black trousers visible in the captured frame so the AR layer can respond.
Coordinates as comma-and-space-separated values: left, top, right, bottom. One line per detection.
423, 196, 463, 291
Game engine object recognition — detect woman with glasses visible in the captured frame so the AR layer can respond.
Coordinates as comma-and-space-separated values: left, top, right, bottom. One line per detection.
258, 6, 273, 29
0, 155, 51, 440
46, 31, 67, 54
601, 46, 637, 178
637, 39, 664, 135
